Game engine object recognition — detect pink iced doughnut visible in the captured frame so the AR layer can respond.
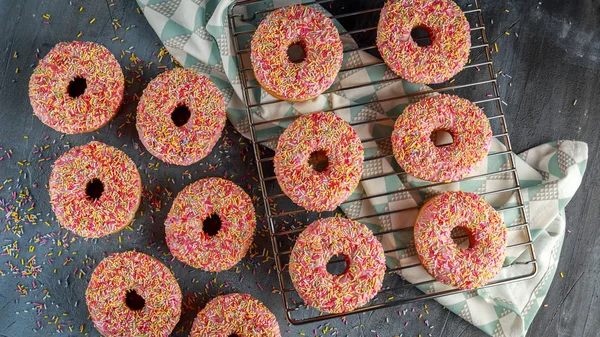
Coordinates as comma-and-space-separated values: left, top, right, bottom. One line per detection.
274, 112, 364, 212
251, 5, 344, 101
49, 141, 142, 238
190, 293, 281, 337
136, 68, 226, 166
86, 251, 182, 337
414, 191, 507, 290
165, 177, 256, 272
376, 0, 471, 84
289, 217, 386, 313
391, 94, 492, 182
29, 41, 124, 134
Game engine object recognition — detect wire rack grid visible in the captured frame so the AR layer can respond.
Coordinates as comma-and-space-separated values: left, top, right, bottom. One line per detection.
228, 0, 537, 325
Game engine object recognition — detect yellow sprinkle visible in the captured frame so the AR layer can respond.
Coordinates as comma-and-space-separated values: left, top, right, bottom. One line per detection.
494, 42, 499, 53
23, 135, 28, 139
15, 67, 19, 73
89, 18, 96, 24
573, 99, 577, 105
505, 31, 510, 35
505, 9, 510, 12
560, 272, 564, 278
13, 51, 17, 58
77, 31, 82, 38
79, 6, 84, 11
43, 14, 51, 19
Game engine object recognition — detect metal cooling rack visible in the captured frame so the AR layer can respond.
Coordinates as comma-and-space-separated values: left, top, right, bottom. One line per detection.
228, 0, 537, 324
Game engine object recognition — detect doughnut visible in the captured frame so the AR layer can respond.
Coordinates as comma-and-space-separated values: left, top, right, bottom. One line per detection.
29, 41, 124, 134
414, 191, 507, 290
136, 68, 226, 166
251, 5, 344, 102
289, 217, 386, 313
165, 177, 256, 272
86, 251, 182, 337
376, 0, 471, 84
391, 94, 492, 182
274, 112, 363, 212
190, 293, 281, 337
49, 141, 141, 238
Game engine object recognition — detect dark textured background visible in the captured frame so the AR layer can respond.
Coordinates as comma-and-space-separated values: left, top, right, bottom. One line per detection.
0, 0, 598, 336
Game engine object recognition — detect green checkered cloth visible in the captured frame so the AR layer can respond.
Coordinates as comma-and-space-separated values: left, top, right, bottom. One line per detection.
135, 0, 588, 336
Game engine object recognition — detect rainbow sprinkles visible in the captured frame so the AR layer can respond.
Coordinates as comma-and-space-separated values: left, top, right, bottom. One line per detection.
251, 5, 344, 101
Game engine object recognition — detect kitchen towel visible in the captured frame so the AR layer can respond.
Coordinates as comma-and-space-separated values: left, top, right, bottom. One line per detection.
135, 0, 588, 336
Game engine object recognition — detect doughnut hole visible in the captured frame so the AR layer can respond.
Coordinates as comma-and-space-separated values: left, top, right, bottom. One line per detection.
287, 41, 307, 63
326, 254, 349, 275
85, 178, 104, 200
67, 77, 87, 98
171, 104, 191, 127
451, 226, 474, 250
410, 26, 433, 47
430, 129, 454, 147
203, 213, 222, 237
125, 289, 145, 311
308, 150, 329, 173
